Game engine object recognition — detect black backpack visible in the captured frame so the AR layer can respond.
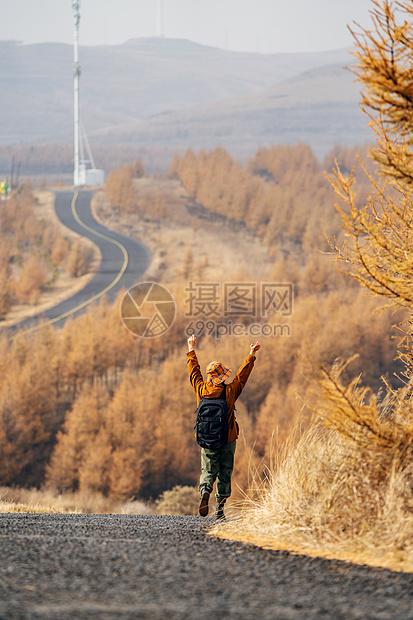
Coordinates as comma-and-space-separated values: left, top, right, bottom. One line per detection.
195, 384, 229, 450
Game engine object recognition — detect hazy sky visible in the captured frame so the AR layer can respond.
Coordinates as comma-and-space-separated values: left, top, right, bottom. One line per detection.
2, 0, 374, 54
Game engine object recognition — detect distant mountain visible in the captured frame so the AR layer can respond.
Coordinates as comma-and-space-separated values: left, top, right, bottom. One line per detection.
0, 38, 371, 158
94, 62, 370, 158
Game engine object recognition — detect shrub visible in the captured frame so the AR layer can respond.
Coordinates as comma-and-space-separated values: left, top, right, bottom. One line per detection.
66, 240, 95, 277
155, 485, 199, 516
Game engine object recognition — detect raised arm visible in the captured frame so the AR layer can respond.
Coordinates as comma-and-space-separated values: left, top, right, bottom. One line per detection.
230, 341, 261, 401
186, 335, 204, 396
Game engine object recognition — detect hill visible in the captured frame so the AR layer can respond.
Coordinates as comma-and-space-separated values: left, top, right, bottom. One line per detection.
0, 38, 371, 159
94, 62, 369, 158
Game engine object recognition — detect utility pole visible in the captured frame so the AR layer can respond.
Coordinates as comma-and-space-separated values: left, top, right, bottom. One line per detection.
73, 1, 81, 186
71, 1, 104, 187
10, 155, 15, 189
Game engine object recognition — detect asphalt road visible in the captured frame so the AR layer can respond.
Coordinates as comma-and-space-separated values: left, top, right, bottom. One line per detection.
4, 189, 150, 333
0, 514, 412, 620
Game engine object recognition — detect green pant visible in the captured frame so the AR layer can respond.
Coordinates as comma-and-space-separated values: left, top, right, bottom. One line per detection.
198, 440, 236, 500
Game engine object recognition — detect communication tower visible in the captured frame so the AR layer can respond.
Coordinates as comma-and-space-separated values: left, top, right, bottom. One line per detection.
72, 1, 104, 187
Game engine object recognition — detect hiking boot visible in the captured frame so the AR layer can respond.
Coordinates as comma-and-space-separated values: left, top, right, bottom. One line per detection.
215, 499, 226, 520
199, 489, 210, 517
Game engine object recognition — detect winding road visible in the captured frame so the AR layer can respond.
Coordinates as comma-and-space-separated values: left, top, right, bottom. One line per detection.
4, 190, 150, 334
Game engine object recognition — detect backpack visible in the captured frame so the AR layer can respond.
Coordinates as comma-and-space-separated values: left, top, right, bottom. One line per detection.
195, 384, 229, 450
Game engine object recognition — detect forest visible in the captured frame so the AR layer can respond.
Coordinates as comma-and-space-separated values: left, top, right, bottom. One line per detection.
0, 139, 405, 506
0, 184, 95, 321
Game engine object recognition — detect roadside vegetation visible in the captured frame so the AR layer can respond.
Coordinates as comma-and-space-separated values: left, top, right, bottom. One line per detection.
0, 185, 97, 324
215, 0, 413, 572
0, 486, 151, 515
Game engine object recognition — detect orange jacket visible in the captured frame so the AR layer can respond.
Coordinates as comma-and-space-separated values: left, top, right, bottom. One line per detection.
187, 350, 256, 443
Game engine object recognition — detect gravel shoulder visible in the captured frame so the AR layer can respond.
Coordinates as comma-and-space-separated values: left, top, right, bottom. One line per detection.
0, 514, 412, 620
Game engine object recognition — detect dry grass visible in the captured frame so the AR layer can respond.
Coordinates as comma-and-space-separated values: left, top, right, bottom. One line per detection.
213, 358, 413, 573
155, 485, 200, 516
0, 501, 68, 514
0, 487, 153, 515
213, 426, 413, 572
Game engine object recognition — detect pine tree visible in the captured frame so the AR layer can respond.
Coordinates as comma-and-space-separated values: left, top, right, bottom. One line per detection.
66, 239, 93, 278
328, 0, 413, 309
319, 0, 413, 454
16, 255, 48, 304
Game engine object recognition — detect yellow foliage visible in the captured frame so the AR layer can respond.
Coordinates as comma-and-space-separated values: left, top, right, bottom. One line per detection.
0, 184, 70, 316
0, 136, 405, 511
66, 239, 94, 277
105, 165, 139, 214
327, 1, 413, 309
16, 255, 48, 304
